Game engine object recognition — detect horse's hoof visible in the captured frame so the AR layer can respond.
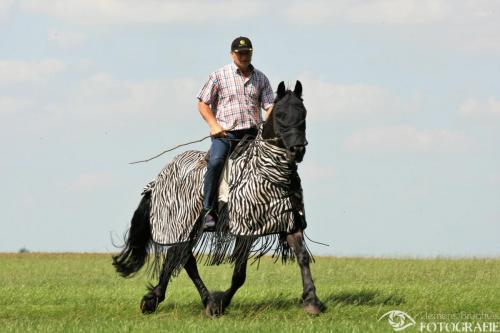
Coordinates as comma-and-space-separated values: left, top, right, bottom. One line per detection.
140, 294, 159, 314
303, 299, 325, 315
205, 299, 223, 318
303, 303, 322, 315
211, 291, 231, 308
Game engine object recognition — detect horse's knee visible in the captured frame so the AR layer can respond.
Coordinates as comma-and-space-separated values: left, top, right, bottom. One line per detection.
297, 249, 310, 266
286, 231, 304, 251
286, 231, 311, 266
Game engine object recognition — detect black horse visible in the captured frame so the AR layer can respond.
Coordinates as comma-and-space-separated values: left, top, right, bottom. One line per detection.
113, 81, 325, 316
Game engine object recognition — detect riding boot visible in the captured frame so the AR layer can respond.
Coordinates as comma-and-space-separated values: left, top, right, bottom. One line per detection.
202, 208, 218, 232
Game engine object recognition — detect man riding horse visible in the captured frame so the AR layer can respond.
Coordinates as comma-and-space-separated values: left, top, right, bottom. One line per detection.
113, 37, 324, 316
197, 36, 274, 230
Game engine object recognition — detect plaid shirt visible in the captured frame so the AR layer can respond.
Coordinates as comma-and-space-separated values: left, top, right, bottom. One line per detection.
196, 63, 274, 130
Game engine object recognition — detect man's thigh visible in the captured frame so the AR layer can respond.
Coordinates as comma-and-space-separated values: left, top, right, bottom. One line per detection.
209, 137, 231, 161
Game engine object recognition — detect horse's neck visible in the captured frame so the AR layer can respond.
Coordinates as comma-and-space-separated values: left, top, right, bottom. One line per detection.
249, 139, 297, 188
253, 122, 296, 176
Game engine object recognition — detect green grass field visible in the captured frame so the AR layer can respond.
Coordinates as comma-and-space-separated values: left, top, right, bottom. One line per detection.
0, 254, 499, 333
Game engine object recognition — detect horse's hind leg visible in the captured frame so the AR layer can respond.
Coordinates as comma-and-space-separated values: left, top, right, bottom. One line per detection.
140, 245, 187, 314
287, 230, 325, 315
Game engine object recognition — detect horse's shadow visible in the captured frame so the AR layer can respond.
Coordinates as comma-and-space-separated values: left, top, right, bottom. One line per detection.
233, 297, 299, 312
155, 290, 405, 315
233, 290, 405, 311
156, 297, 297, 316
324, 290, 405, 307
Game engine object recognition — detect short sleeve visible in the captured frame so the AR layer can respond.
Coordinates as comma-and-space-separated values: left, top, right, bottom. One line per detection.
196, 73, 219, 106
260, 75, 274, 110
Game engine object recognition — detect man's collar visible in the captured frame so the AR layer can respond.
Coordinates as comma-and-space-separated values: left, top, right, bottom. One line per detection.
231, 62, 254, 75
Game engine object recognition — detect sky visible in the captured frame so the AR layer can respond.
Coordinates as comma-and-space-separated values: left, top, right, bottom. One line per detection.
0, 0, 499, 257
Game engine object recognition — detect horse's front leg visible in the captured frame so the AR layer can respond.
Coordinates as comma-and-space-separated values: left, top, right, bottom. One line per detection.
183, 251, 220, 317
209, 237, 253, 316
140, 245, 187, 314
287, 229, 325, 315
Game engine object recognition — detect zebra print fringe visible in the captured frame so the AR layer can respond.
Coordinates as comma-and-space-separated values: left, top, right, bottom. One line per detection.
146, 203, 314, 280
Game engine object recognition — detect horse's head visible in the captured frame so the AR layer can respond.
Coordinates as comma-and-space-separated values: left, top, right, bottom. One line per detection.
263, 80, 307, 163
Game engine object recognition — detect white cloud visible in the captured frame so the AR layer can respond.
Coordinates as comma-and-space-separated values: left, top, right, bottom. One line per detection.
0, 96, 33, 116
0, 59, 66, 85
48, 28, 86, 49
0, 0, 14, 23
344, 125, 471, 153
286, 0, 500, 52
299, 74, 420, 120
21, 0, 268, 25
458, 97, 500, 118
65, 73, 199, 119
287, 0, 447, 25
0, 69, 202, 134
286, 0, 498, 25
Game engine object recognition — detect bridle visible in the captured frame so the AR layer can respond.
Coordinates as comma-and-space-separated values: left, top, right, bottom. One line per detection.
270, 91, 308, 151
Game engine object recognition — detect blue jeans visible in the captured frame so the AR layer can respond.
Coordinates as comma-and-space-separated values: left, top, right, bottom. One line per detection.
203, 128, 257, 210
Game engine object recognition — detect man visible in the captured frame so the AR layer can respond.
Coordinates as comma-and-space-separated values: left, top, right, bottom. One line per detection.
196, 36, 274, 230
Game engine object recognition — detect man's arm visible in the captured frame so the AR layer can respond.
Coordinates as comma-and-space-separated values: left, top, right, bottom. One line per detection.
260, 74, 275, 121
198, 100, 226, 137
264, 106, 273, 120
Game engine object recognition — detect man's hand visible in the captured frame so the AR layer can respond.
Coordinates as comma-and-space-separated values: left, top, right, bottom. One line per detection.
264, 106, 273, 120
198, 100, 227, 137
210, 123, 226, 138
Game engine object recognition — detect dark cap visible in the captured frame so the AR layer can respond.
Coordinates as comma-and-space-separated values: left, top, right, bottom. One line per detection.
231, 37, 253, 52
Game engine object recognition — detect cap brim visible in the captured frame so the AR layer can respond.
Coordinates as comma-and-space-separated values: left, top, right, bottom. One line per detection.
234, 48, 253, 52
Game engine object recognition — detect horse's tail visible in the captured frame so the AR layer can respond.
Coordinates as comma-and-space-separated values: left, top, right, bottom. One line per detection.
112, 191, 152, 277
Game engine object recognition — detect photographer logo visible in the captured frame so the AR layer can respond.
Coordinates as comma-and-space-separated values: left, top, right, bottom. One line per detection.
379, 310, 417, 331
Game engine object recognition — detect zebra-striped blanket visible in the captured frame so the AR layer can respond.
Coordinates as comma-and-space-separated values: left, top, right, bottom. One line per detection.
144, 130, 305, 246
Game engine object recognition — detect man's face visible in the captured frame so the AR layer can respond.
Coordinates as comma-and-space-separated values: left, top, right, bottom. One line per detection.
231, 50, 253, 71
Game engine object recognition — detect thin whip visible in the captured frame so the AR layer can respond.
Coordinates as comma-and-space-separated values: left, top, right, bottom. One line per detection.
129, 122, 239, 165
129, 135, 211, 165
304, 232, 330, 247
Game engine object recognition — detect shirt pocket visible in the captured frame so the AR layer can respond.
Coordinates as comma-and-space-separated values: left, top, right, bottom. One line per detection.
220, 84, 237, 102
245, 82, 259, 102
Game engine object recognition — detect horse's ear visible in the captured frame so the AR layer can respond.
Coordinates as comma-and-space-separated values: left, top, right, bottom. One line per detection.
294, 80, 302, 99
277, 81, 286, 99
